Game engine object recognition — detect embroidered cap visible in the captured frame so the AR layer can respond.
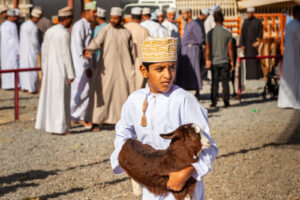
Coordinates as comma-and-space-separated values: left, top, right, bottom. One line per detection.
167, 7, 176, 13
31, 7, 42, 18
142, 7, 151, 15
58, 7, 72, 17
84, 1, 97, 10
247, 7, 255, 13
141, 37, 178, 63
110, 7, 123, 16
131, 7, 142, 15
97, 7, 106, 18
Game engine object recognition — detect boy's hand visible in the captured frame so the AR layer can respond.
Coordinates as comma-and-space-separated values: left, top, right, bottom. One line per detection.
167, 166, 195, 192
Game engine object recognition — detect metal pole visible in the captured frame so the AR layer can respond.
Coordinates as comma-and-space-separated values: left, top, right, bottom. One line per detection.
13, 0, 18, 8
238, 57, 242, 102
14, 72, 19, 121
68, 0, 74, 9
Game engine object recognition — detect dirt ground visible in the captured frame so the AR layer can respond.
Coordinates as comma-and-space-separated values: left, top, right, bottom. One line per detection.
0, 80, 299, 200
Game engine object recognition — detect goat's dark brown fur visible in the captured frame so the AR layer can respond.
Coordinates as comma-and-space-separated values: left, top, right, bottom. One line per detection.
118, 124, 204, 200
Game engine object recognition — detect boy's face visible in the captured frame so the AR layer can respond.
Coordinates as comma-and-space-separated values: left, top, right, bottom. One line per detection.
140, 62, 176, 94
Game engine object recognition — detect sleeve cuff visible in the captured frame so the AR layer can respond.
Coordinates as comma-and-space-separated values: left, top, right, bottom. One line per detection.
191, 160, 209, 181
111, 160, 125, 174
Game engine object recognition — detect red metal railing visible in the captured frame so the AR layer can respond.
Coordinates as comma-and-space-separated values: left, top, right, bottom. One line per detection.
237, 55, 283, 101
0, 67, 41, 120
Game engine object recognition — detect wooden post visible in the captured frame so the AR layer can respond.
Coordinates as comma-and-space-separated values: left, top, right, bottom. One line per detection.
68, 0, 74, 9
13, 0, 18, 8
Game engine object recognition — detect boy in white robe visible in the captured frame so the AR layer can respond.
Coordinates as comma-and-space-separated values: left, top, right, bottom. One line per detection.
110, 37, 218, 200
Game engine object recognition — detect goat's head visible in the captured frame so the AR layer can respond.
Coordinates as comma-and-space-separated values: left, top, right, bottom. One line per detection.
160, 124, 210, 160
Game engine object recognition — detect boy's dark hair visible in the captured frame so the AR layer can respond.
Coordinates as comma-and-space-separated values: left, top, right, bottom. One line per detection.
142, 62, 154, 71
214, 12, 224, 23
132, 14, 142, 20
293, 5, 300, 17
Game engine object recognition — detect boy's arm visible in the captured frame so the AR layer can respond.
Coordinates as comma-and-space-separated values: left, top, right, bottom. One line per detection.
181, 94, 218, 180
110, 99, 137, 174
167, 94, 218, 191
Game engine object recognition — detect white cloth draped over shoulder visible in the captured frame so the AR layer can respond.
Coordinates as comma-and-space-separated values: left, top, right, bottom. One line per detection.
19, 20, 40, 93
0, 20, 19, 89
110, 85, 218, 200
70, 18, 94, 122
204, 14, 216, 34
278, 19, 300, 109
35, 24, 75, 134
140, 19, 168, 37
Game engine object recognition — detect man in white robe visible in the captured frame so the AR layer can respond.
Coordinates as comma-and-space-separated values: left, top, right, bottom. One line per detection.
0, 9, 19, 90
35, 7, 75, 135
84, 7, 135, 130
70, 1, 97, 128
140, 7, 167, 37
0, 5, 9, 72
278, 6, 300, 109
19, 7, 42, 94
124, 7, 150, 89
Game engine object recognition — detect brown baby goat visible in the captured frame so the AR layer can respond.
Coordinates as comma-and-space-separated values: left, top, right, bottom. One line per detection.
118, 123, 210, 200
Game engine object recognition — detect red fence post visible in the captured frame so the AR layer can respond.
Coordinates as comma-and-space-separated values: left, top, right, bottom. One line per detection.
14, 71, 19, 121
238, 57, 242, 102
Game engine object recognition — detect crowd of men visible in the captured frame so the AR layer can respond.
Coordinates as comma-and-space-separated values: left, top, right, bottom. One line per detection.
0, 2, 299, 134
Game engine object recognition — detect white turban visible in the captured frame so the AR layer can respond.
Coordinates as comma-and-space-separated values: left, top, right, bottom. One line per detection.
110, 7, 123, 16
7, 9, 15, 17
181, 8, 192, 13
156, 9, 163, 16
131, 7, 142, 15
14, 9, 20, 16
84, 1, 97, 10
247, 7, 255, 13
167, 7, 176, 13
97, 7, 106, 18
58, 7, 72, 17
142, 7, 151, 15
201, 8, 210, 16
31, 7, 42, 18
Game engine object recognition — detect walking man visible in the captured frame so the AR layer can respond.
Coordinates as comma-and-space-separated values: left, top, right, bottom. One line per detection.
35, 7, 75, 135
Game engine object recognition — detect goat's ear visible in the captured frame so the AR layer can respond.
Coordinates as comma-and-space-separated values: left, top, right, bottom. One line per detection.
160, 131, 181, 140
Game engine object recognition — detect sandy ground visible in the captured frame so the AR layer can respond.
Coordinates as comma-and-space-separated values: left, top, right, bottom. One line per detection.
0, 79, 299, 200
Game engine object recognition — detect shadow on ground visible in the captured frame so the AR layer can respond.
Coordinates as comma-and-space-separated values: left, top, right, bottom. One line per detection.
0, 159, 109, 196
217, 110, 300, 159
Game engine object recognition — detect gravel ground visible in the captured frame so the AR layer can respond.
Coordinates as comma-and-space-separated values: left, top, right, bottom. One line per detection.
0, 79, 299, 200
